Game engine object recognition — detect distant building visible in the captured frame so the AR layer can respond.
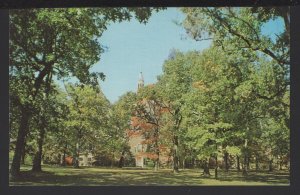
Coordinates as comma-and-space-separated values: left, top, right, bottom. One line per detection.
78, 153, 95, 166
127, 128, 172, 168
127, 72, 147, 167
127, 72, 171, 168
128, 130, 146, 167
137, 71, 144, 90
62, 153, 95, 166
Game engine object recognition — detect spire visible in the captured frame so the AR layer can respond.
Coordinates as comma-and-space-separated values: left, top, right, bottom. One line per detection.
138, 72, 144, 91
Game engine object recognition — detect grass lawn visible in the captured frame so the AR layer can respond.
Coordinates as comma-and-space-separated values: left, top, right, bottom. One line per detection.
9, 165, 290, 186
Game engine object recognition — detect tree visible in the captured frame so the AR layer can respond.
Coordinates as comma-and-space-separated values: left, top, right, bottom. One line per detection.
9, 7, 162, 178
63, 83, 110, 168
132, 85, 170, 171
109, 92, 137, 168
31, 84, 68, 171
179, 8, 289, 176
181, 7, 289, 101
156, 50, 194, 173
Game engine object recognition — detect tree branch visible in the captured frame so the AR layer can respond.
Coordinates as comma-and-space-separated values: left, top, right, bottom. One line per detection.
207, 8, 288, 66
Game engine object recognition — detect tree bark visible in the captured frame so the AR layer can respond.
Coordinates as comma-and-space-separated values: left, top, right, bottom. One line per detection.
20, 144, 26, 165
247, 156, 250, 170
154, 146, 160, 171
173, 135, 179, 173
32, 118, 46, 172
73, 143, 79, 168
154, 128, 160, 171
111, 154, 114, 168
269, 158, 273, 172
237, 155, 240, 172
154, 151, 160, 171
255, 154, 259, 171
224, 152, 229, 172
10, 64, 52, 178
10, 108, 30, 178
242, 139, 248, 176
201, 158, 211, 176
242, 154, 248, 176
118, 151, 125, 168
215, 155, 218, 179
61, 143, 67, 166
279, 156, 283, 170
278, 7, 290, 39
193, 158, 196, 169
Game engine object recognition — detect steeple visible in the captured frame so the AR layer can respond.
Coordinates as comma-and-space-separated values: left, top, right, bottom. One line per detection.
137, 72, 144, 91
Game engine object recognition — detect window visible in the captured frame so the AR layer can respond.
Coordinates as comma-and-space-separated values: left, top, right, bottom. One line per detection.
137, 144, 142, 152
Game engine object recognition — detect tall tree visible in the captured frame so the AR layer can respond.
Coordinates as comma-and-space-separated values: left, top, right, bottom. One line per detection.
132, 85, 169, 171
110, 92, 137, 168
64, 83, 110, 168
156, 50, 194, 173
9, 7, 162, 178
31, 83, 67, 171
181, 7, 289, 101
180, 7, 290, 175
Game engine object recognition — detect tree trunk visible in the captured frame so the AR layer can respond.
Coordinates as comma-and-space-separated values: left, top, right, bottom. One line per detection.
111, 151, 115, 168
61, 143, 67, 166
10, 108, 30, 178
10, 66, 51, 178
247, 156, 250, 170
118, 151, 125, 168
32, 120, 46, 172
173, 155, 179, 173
61, 152, 66, 166
154, 128, 160, 171
279, 156, 283, 170
111, 158, 114, 168
173, 136, 179, 173
154, 146, 160, 171
242, 154, 248, 176
224, 152, 229, 172
215, 155, 218, 179
255, 154, 259, 171
182, 157, 186, 170
154, 151, 160, 171
242, 139, 248, 176
193, 158, 196, 169
269, 158, 273, 172
237, 155, 240, 172
20, 145, 26, 165
201, 158, 210, 176
279, 7, 290, 38
73, 143, 79, 168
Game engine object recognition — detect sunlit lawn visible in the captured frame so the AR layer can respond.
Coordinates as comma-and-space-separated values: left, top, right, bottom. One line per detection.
9, 164, 289, 186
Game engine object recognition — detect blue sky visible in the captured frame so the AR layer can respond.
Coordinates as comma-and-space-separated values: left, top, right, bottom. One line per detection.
91, 8, 211, 103
89, 7, 284, 103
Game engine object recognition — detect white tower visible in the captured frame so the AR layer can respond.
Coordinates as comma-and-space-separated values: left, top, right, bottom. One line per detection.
137, 72, 144, 91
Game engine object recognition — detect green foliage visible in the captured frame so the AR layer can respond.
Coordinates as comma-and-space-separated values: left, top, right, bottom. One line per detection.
9, 7, 289, 180
64, 84, 111, 155
178, 7, 289, 172
109, 92, 138, 153
9, 7, 163, 174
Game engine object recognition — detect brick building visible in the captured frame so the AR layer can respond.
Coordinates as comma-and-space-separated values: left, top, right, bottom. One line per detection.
127, 72, 172, 168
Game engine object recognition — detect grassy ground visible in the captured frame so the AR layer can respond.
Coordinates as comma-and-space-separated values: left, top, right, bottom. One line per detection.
9, 165, 290, 186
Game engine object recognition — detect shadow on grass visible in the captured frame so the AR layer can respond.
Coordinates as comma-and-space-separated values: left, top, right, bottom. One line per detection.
10, 168, 203, 186
9, 166, 289, 186
215, 170, 290, 185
